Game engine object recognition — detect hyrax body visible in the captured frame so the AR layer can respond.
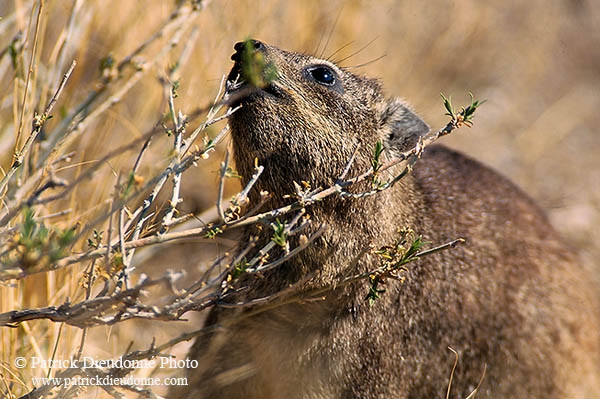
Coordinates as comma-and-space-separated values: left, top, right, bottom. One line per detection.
174, 40, 600, 398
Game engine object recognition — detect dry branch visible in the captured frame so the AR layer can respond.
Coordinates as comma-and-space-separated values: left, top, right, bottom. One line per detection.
0, 60, 76, 197
0, 103, 471, 282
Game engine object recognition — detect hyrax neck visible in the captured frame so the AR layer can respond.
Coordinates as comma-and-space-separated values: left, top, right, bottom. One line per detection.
232, 161, 419, 304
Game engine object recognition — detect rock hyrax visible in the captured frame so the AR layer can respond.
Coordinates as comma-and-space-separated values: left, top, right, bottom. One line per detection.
175, 39, 600, 398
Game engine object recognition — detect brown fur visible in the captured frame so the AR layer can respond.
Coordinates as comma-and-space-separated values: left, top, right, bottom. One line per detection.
171, 40, 600, 398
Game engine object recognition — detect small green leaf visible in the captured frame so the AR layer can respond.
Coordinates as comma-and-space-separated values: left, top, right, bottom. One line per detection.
239, 39, 278, 88
21, 207, 36, 239
99, 54, 115, 72
461, 92, 486, 124
440, 93, 454, 117
203, 225, 224, 239
172, 80, 180, 98
371, 140, 384, 172
270, 219, 288, 247
225, 167, 241, 179
231, 259, 249, 279
88, 229, 103, 248
365, 275, 386, 306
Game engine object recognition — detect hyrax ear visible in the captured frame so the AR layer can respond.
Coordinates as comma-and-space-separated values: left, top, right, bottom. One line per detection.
378, 98, 430, 158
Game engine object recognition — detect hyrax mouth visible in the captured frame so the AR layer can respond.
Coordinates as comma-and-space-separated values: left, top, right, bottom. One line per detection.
225, 39, 280, 104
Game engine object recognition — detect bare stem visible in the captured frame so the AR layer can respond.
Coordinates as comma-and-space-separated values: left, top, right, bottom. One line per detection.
0, 59, 76, 198
217, 150, 230, 222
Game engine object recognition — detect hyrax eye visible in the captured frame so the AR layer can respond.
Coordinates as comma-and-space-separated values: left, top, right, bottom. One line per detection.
306, 66, 336, 86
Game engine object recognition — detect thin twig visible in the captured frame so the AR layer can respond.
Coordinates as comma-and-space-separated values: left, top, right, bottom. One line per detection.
337, 142, 360, 182
160, 82, 185, 233
235, 164, 264, 207
104, 175, 121, 273
132, 137, 152, 174
118, 209, 129, 284
247, 209, 306, 270
0, 272, 186, 328
0, 128, 159, 228
0, 59, 76, 198
465, 364, 487, 399
253, 223, 326, 273
36, 208, 72, 220
217, 150, 230, 222
446, 347, 459, 399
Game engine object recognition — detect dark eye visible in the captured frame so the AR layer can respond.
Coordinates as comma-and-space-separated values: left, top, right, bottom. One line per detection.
307, 66, 336, 86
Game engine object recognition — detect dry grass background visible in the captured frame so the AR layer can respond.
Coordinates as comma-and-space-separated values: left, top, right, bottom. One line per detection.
1, 0, 599, 397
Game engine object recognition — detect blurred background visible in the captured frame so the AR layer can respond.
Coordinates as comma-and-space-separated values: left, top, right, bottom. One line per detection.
1, 0, 599, 397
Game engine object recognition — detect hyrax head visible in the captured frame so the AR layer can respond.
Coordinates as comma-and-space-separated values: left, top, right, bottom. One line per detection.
225, 39, 429, 192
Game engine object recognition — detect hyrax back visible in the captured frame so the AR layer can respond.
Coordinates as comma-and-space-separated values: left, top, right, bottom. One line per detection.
174, 40, 600, 398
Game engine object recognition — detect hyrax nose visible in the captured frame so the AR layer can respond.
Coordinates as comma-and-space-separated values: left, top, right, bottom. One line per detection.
231, 39, 265, 61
